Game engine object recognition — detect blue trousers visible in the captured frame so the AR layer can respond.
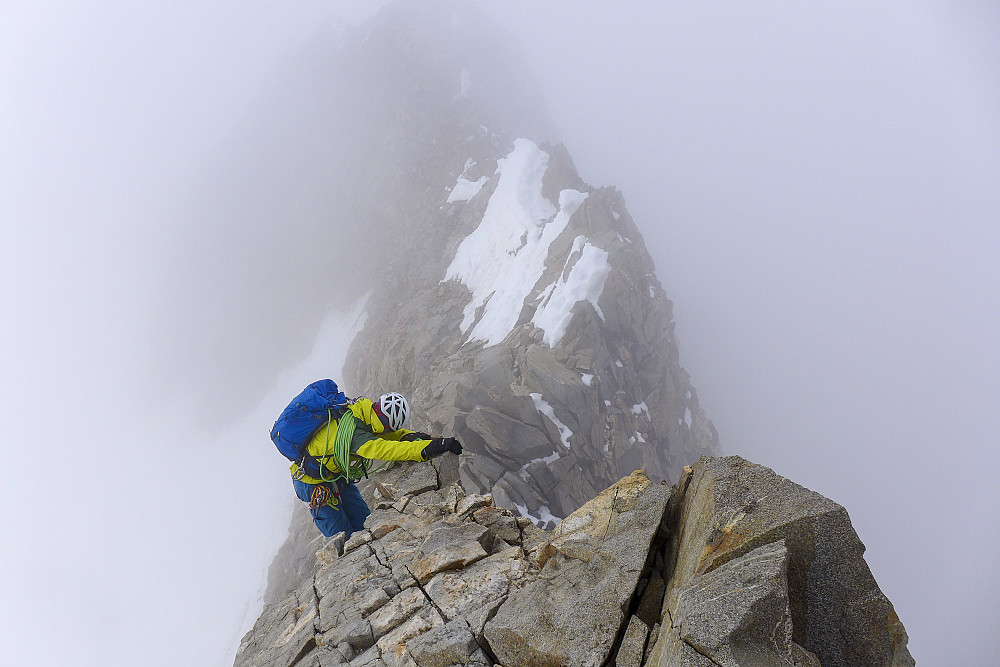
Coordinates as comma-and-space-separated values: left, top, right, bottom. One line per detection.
292, 478, 371, 539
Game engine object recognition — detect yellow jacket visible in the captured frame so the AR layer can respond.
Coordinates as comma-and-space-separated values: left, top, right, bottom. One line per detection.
289, 398, 430, 484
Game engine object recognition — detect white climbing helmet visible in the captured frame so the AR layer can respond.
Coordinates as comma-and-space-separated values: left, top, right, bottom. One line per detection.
378, 392, 410, 431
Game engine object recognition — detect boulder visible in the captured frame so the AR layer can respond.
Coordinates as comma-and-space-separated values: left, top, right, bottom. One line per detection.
651, 456, 913, 667
409, 523, 491, 583
405, 618, 481, 667
483, 471, 671, 667
671, 541, 796, 666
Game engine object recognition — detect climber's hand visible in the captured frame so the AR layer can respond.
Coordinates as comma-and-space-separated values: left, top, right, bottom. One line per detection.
422, 437, 463, 460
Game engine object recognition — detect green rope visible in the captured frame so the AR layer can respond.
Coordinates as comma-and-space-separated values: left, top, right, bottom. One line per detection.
334, 410, 356, 479
318, 407, 395, 483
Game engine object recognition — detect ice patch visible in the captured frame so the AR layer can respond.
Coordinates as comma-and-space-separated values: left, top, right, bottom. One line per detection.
685, 406, 693, 427
444, 139, 588, 346
530, 392, 572, 450
631, 401, 651, 420
581, 373, 594, 386
532, 236, 610, 347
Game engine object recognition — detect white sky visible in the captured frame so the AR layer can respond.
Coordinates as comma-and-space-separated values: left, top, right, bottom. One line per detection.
2, 1, 997, 665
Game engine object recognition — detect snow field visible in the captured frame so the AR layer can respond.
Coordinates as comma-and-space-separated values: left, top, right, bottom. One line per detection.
444, 139, 597, 348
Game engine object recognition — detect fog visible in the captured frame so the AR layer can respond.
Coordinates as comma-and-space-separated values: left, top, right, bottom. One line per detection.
2, 1, 997, 665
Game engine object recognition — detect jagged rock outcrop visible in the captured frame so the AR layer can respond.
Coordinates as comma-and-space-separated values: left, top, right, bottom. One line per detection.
648, 456, 914, 667
345, 135, 719, 525
236, 456, 913, 667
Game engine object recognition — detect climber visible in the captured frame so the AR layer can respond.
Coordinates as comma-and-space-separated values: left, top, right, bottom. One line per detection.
289, 391, 463, 539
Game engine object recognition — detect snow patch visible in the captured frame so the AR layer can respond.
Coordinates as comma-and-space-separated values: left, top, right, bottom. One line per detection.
685, 407, 693, 427
615, 360, 624, 368
521, 450, 562, 471
446, 176, 487, 203
446, 159, 486, 203
530, 392, 572, 450
581, 373, 594, 386
631, 401, 651, 420
444, 139, 588, 346
532, 236, 610, 347
516, 503, 562, 527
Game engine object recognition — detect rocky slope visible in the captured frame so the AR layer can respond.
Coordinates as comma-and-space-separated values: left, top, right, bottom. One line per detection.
236, 456, 913, 667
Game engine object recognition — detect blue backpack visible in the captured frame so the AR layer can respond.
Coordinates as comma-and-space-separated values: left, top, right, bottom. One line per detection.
270, 380, 350, 476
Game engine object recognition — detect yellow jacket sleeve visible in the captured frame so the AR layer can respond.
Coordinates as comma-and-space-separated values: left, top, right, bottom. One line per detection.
350, 397, 431, 461
355, 437, 428, 462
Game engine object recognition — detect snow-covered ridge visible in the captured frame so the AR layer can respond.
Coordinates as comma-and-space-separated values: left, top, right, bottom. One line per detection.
444, 139, 612, 349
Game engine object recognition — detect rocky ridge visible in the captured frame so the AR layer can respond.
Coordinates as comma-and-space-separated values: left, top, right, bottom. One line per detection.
345, 135, 719, 528
236, 455, 913, 667
239, 5, 914, 665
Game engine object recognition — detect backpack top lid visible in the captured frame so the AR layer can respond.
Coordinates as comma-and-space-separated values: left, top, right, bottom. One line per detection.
270, 379, 349, 462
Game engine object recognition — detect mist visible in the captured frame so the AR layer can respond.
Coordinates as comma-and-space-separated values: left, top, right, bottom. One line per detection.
2, 1, 997, 665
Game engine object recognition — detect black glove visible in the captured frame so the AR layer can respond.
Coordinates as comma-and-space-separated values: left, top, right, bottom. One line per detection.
422, 437, 463, 460
401, 431, 434, 442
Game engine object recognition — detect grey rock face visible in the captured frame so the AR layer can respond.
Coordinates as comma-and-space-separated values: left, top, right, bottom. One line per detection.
240, 457, 914, 667
234, 578, 319, 667
648, 456, 913, 667
238, 464, 668, 667
483, 471, 671, 667
406, 618, 481, 667
672, 540, 797, 666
